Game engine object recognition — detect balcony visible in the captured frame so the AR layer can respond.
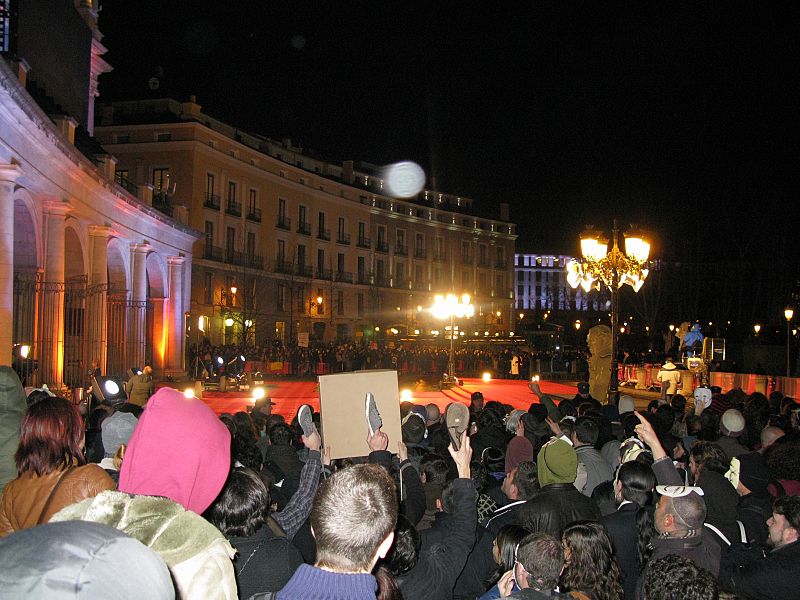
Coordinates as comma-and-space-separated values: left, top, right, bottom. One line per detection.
317, 228, 331, 241
336, 271, 353, 283
357, 236, 371, 249
276, 215, 291, 230
434, 251, 447, 262
414, 248, 427, 259
495, 258, 507, 269
336, 233, 351, 245
357, 272, 371, 285
225, 199, 242, 217
375, 275, 391, 288
315, 268, 333, 281
393, 277, 408, 289
395, 244, 408, 256
412, 280, 429, 291
204, 193, 221, 210
274, 260, 294, 275
247, 208, 262, 222
296, 264, 312, 278
297, 221, 311, 236
152, 193, 173, 217
376, 240, 389, 253
203, 245, 223, 262
478, 257, 491, 268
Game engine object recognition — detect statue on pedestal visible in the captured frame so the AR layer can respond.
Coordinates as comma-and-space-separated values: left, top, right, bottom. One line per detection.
587, 324, 612, 403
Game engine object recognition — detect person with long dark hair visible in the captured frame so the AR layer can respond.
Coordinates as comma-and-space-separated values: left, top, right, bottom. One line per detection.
0, 395, 115, 536
479, 524, 529, 599
561, 520, 624, 600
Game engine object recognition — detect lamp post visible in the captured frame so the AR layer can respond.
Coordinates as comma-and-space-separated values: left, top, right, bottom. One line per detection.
785, 307, 794, 377
567, 220, 651, 399
431, 293, 474, 387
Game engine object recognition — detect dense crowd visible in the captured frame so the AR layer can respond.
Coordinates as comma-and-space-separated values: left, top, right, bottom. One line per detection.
0, 363, 799, 599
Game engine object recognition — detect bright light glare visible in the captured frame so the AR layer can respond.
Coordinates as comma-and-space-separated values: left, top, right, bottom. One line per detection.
19, 345, 30, 358
252, 387, 266, 400
183, 388, 195, 398
383, 161, 426, 198
225, 318, 234, 327
400, 389, 412, 401
217, 356, 224, 365
104, 380, 120, 395
482, 372, 491, 382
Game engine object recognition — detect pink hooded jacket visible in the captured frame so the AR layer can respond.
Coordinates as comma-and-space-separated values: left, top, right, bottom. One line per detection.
119, 387, 231, 514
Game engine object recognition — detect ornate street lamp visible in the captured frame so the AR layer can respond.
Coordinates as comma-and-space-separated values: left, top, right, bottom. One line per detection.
431, 293, 474, 387
567, 220, 651, 398
785, 307, 794, 377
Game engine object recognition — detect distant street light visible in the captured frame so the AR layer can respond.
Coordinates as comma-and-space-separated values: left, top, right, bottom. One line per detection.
431, 293, 474, 388
753, 324, 761, 335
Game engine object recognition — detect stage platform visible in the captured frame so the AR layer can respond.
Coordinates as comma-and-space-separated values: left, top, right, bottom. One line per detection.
187, 377, 582, 422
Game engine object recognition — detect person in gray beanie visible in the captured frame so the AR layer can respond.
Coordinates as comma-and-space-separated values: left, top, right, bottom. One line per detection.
99, 411, 138, 484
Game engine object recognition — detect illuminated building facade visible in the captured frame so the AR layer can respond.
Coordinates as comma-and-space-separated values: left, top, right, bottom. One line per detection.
0, 1, 198, 387
515, 253, 607, 313
94, 99, 517, 347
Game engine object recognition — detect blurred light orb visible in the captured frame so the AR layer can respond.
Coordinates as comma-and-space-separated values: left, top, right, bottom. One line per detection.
183, 388, 195, 398
482, 372, 492, 382
383, 161, 426, 198
400, 389, 412, 401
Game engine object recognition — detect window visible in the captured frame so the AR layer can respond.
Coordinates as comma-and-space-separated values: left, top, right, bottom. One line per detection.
337, 291, 344, 316
156, 132, 171, 142
415, 233, 425, 252
396, 229, 405, 247
152, 168, 170, 192
357, 293, 364, 317
337, 253, 345, 273
338, 217, 346, 239
395, 262, 405, 282
115, 169, 129, 184
358, 222, 366, 241
277, 239, 285, 262
226, 227, 236, 256
377, 226, 386, 245
461, 241, 471, 262
297, 244, 306, 269
479, 244, 487, 264
247, 232, 256, 256
296, 286, 305, 312
204, 272, 213, 305
318, 211, 326, 233
358, 256, 366, 277
415, 265, 424, 284
317, 249, 325, 272
436, 237, 444, 256
278, 197, 287, 218
277, 284, 287, 312
462, 271, 472, 287
376, 260, 385, 280
228, 181, 237, 202
299, 205, 307, 224
206, 173, 215, 195
249, 189, 257, 214
204, 221, 214, 247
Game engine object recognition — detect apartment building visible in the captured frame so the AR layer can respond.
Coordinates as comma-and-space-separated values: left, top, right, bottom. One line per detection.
95, 98, 517, 346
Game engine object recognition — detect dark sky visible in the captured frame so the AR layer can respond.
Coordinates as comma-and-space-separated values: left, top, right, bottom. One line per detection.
97, 2, 800, 257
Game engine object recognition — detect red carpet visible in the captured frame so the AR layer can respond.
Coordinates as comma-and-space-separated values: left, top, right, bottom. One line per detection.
197, 378, 576, 422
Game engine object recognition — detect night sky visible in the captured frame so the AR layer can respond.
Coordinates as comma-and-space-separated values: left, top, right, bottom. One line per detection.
97, 2, 799, 257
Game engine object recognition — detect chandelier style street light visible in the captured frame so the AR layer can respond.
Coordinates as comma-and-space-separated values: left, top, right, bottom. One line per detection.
567, 220, 651, 398
431, 293, 474, 387
785, 307, 794, 377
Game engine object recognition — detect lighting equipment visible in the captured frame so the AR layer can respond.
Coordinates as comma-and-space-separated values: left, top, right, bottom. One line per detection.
92, 376, 127, 404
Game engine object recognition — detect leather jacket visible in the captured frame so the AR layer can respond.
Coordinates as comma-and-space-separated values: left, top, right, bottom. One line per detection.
0, 464, 116, 536
518, 483, 601, 536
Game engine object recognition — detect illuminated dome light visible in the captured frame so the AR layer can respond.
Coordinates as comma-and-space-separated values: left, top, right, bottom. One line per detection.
400, 389, 412, 402
252, 387, 266, 400
183, 388, 195, 399
482, 372, 492, 382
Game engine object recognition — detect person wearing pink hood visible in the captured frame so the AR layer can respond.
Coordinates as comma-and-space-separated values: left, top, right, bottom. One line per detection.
51, 387, 237, 600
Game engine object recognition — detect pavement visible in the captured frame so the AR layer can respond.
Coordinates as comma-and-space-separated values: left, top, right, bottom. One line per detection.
160, 376, 663, 422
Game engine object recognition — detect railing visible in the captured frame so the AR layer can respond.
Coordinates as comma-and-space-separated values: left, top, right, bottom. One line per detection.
357, 236, 371, 249
297, 221, 311, 235
315, 268, 333, 280
394, 277, 408, 289
336, 271, 353, 283
204, 193, 221, 210
317, 228, 331, 241
395, 244, 408, 256
375, 275, 391, 287
414, 248, 427, 259
152, 193, 173, 217
336, 233, 351, 245
116, 176, 137, 195
357, 272, 371, 285
376, 240, 389, 253
247, 208, 262, 222
478, 258, 491, 268
276, 215, 291, 230
203, 245, 223, 261
274, 260, 294, 275
297, 264, 313, 277
226, 199, 241, 217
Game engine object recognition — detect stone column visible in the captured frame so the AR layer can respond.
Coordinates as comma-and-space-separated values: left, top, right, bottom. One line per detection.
0, 164, 22, 366
166, 255, 186, 376
40, 199, 71, 389
88, 226, 112, 373
129, 243, 151, 369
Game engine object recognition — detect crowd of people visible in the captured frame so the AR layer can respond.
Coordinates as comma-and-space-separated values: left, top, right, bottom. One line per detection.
0, 360, 799, 599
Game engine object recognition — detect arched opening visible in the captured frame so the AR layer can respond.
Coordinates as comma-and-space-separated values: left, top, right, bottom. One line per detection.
146, 252, 166, 373
62, 224, 86, 388
11, 194, 39, 385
